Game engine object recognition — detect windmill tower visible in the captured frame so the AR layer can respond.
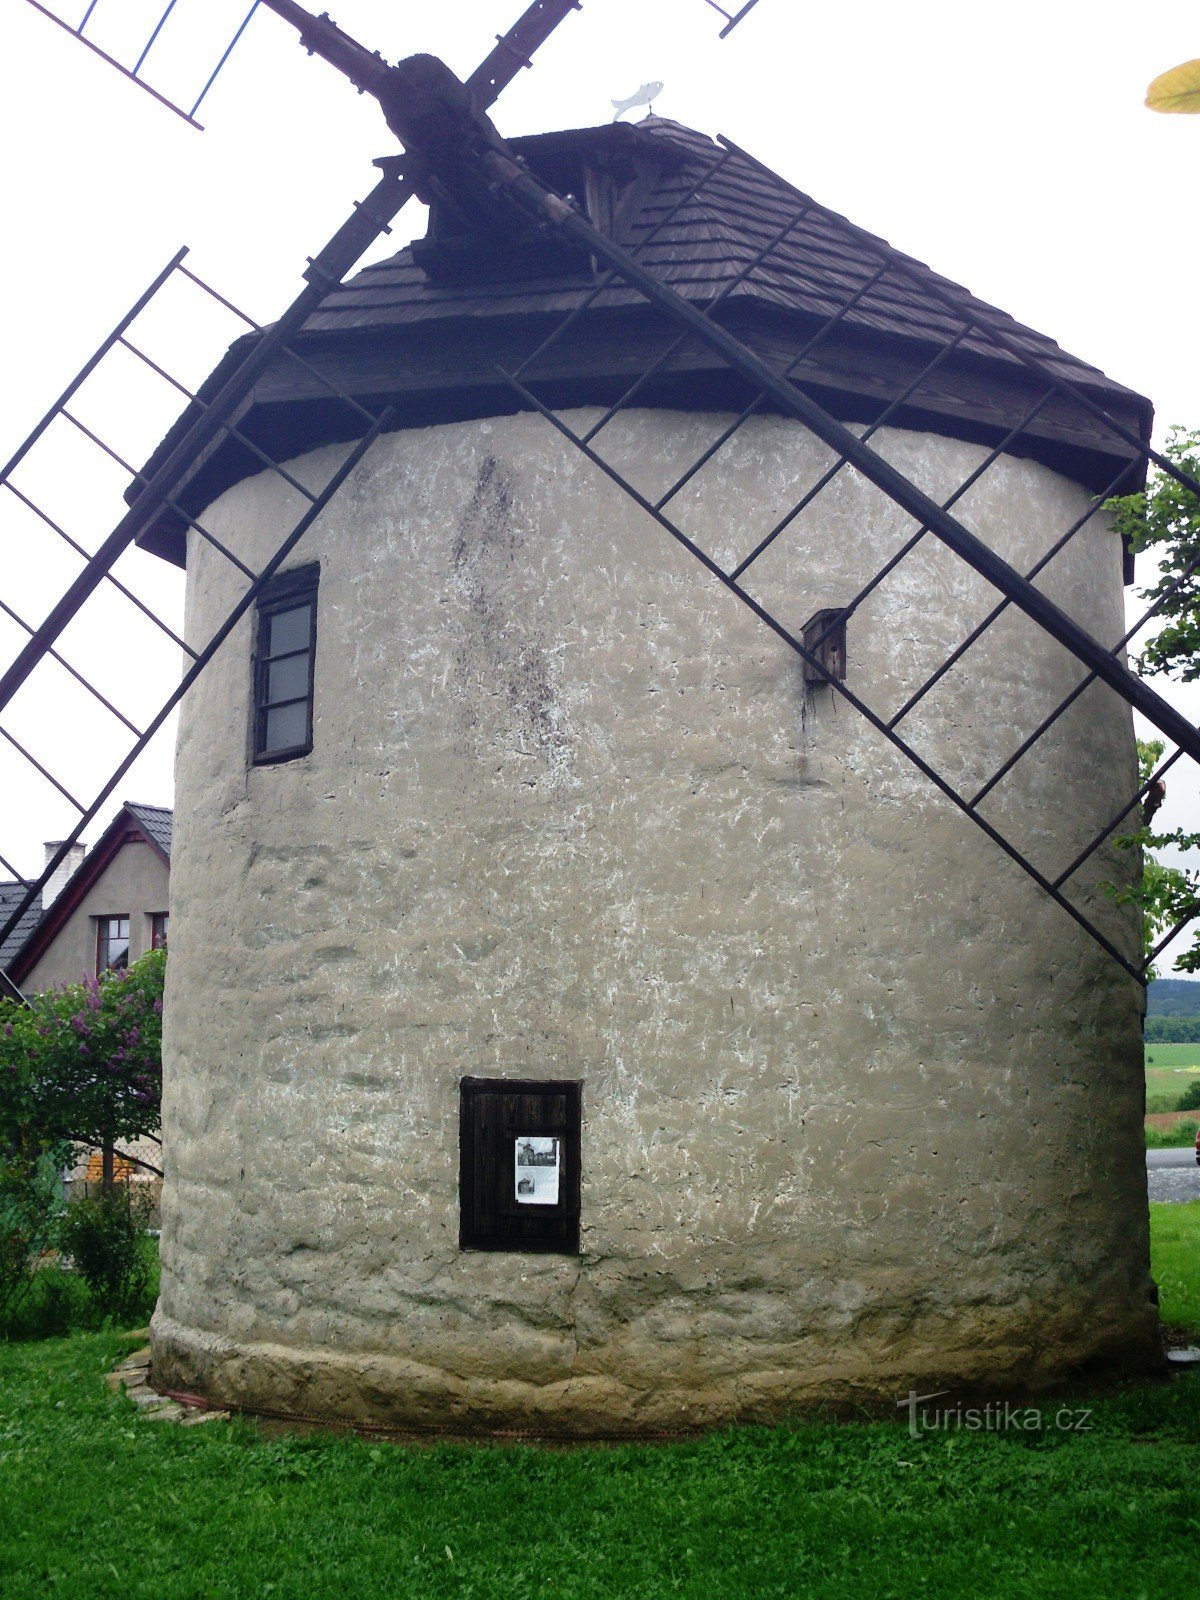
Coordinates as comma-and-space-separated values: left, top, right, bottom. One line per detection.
1, 1, 1195, 1434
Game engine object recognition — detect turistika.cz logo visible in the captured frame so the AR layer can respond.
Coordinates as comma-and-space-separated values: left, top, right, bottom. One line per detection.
898, 1390, 1094, 1440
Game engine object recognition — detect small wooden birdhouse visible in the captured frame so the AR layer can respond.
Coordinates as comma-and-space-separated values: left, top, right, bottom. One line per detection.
802, 608, 848, 685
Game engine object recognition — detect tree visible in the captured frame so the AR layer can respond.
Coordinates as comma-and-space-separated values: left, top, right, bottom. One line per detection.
0, 949, 164, 1190
1105, 431, 1200, 972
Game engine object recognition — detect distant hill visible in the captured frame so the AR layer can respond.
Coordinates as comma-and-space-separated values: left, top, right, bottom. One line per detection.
1146, 977, 1200, 1017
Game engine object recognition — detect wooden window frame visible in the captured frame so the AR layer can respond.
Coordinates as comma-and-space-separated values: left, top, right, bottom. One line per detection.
150, 913, 169, 951
251, 562, 320, 766
96, 915, 130, 974
459, 1077, 582, 1254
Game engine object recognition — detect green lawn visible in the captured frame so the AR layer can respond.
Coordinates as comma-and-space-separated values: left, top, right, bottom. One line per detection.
1153, 1200, 1200, 1333
1143, 1047, 1200, 1113
0, 1209, 1197, 1600
1144, 1042, 1200, 1067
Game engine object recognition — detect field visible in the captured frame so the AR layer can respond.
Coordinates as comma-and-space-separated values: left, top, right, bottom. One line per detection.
1143, 1043, 1200, 1117
1144, 1041, 1200, 1068
0, 1208, 1197, 1600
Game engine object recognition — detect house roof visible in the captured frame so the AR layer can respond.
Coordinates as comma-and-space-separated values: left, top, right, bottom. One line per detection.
0, 881, 43, 977
125, 802, 173, 860
1, 801, 172, 990
133, 118, 1152, 567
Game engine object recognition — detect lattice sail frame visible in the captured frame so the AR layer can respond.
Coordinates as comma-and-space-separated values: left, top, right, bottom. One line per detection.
0, 0, 587, 998
4, 0, 1200, 994
22, 0, 757, 129
466, 131, 1200, 986
24, 0, 264, 128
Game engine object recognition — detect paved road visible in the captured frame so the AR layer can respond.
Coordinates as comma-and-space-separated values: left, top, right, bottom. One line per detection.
1147, 1145, 1200, 1203
1147, 1147, 1198, 1169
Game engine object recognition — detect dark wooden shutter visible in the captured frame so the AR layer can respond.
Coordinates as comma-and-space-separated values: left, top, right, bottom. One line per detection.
459, 1078, 581, 1253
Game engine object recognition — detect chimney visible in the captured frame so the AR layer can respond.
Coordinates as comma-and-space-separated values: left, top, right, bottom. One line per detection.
43, 841, 85, 907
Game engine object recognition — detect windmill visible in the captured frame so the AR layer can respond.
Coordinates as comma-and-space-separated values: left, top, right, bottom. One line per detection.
7, 0, 1200, 992
0, 0, 769, 999
0, 0, 1196, 1427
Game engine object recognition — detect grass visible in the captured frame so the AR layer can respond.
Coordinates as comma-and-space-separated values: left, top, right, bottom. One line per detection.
0, 1331, 1197, 1600
1144, 1042, 1200, 1067
0, 1233, 159, 1341
1145, 1118, 1199, 1148
0, 1208, 1196, 1599
1152, 1200, 1200, 1334
1142, 1049, 1200, 1114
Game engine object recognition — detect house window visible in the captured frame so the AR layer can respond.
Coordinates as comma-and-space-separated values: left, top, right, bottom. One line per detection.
150, 913, 169, 951
97, 917, 130, 973
252, 563, 319, 764
459, 1078, 582, 1253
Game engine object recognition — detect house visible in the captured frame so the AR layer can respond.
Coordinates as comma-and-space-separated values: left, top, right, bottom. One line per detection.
3, 801, 171, 994
2, 800, 172, 1196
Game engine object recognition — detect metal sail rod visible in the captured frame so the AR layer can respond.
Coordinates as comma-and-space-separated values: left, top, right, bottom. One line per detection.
23, 1, 205, 129
497, 364, 1145, 985
0, 408, 395, 969
0, 0, 591, 724
189, 1, 262, 119
473, 147, 1200, 768
259, 0, 584, 114
0, 248, 188, 486
717, 135, 1200, 511
0, 165, 416, 722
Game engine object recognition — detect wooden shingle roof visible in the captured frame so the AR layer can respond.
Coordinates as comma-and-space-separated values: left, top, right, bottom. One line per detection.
306, 120, 1119, 392
135, 118, 1151, 567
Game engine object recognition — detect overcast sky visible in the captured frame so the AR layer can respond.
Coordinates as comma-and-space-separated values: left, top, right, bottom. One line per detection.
2, 2, 1199, 915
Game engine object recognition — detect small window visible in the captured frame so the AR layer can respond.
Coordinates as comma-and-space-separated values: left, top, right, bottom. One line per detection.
252, 563, 319, 764
97, 917, 130, 974
150, 913, 169, 951
459, 1078, 582, 1253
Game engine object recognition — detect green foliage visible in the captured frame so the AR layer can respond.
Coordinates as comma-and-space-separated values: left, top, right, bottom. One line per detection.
0, 948, 164, 1163
1145, 1013, 1200, 1040
0, 1266, 85, 1341
1144, 1117, 1199, 1147
1109, 429, 1200, 679
1104, 435, 1200, 972
56, 1188, 153, 1322
1104, 738, 1199, 971
1144, 975, 1200, 1016
1176, 1078, 1200, 1112
0, 1236, 158, 1341
0, 1148, 67, 1321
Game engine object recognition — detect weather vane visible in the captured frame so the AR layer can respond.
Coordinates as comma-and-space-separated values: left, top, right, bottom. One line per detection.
611, 79, 663, 121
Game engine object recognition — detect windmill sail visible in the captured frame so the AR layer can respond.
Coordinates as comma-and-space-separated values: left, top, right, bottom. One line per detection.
0, 0, 589, 992
4, 0, 1200, 984
22, 0, 264, 128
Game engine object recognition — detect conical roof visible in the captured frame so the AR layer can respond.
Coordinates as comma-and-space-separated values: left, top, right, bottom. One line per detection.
137, 118, 1151, 567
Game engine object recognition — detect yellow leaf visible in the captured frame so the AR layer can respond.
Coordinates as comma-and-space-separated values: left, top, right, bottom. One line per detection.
1146, 58, 1200, 114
